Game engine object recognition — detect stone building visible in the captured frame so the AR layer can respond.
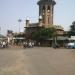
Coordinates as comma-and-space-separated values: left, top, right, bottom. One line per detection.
24, 0, 64, 46
25, 0, 56, 35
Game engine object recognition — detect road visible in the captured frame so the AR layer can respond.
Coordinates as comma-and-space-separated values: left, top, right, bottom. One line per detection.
0, 47, 75, 75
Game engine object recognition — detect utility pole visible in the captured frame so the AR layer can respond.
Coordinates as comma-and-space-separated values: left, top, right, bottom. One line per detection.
18, 19, 22, 33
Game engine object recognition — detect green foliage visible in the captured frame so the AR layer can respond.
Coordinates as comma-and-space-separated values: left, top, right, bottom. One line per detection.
68, 21, 75, 36
32, 27, 55, 40
70, 21, 75, 31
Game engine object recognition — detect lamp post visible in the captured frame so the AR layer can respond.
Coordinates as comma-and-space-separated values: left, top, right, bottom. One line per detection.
18, 19, 22, 33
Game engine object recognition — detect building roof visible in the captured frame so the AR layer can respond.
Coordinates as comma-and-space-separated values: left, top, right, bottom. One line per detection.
57, 36, 68, 40
28, 23, 39, 27
39, 0, 55, 1
37, 0, 56, 5
0, 34, 6, 38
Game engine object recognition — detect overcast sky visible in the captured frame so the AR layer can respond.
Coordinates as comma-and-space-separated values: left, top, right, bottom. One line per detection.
0, 0, 75, 35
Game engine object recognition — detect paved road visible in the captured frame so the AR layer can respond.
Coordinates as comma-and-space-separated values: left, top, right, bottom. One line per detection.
0, 47, 75, 75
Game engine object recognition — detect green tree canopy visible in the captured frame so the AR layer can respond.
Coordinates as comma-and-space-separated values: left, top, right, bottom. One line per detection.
70, 21, 75, 31
32, 27, 56, 41
68, 21, 75, 36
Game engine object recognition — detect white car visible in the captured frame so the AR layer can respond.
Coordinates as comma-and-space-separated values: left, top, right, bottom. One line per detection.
67, 42, 75, 48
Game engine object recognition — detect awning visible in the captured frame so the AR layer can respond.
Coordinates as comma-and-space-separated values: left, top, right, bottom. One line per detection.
13, 37, 25, 40
57, 36, 68, 40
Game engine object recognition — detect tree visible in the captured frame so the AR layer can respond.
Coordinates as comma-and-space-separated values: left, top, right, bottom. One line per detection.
32, 27, 56, 41
70, 21, 75, 31
68, 21, 75, 36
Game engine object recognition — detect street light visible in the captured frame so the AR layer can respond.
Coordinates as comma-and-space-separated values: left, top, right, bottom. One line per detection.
18, 19, 22, 33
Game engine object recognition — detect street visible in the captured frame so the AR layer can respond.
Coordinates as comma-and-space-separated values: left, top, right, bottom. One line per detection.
0, 47, 75, 75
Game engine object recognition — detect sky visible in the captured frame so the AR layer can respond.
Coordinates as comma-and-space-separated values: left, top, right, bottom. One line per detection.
0, 0, 75, 35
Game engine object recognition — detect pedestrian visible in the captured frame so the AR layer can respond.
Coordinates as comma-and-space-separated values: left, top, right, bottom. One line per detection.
32, 42, 34, 47
2, 41, 6, 48
28, 42, 32, 48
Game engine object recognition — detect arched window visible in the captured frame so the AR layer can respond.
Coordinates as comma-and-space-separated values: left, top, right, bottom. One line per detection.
48, 6, 50, 10
47, 6, 50, 12
42, 6, 45, 10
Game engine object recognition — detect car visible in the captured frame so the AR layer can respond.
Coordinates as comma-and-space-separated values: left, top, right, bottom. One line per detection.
66, 42, 75, 49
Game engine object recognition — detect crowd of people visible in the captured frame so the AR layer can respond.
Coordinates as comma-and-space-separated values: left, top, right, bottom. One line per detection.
23, 41, 35, 48
0, 40, 36, 49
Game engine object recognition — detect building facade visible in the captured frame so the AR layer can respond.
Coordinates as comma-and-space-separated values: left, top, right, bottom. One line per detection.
25, 0, 56, 34
24, 0, 65, 47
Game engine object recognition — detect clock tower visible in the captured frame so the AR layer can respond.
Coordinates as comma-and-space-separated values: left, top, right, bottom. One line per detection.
37, 0, 56, 27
